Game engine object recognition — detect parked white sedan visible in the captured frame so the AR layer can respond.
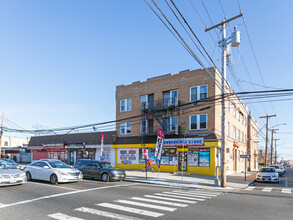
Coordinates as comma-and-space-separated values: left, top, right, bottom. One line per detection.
0, 160, 26, 186
24, 160, 83, 184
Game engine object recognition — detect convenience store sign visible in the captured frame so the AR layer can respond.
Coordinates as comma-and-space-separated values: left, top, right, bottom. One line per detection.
163, 138, 204, 147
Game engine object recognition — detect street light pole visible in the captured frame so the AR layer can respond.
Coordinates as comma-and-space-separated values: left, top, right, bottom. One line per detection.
274, 139, 280, 164
270, 129, 278, 165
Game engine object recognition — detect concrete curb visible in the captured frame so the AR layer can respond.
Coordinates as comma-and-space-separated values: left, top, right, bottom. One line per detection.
248, 179, 256, 186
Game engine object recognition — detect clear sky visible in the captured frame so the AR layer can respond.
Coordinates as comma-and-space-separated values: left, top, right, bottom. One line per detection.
0, 0, 292, 160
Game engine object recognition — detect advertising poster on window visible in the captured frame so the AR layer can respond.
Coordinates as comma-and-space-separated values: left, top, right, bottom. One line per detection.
139, 148, 156, 165
118, 149, 138, 164
188, 148, 199, 166
199, 149, 210, 167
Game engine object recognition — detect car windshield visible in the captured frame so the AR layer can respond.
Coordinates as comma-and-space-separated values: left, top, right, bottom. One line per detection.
101, 162, 114, 168
48, 161, 71, 169
261, 168, 275, 173
6, 159, 17, 164
0, 161, 16, 169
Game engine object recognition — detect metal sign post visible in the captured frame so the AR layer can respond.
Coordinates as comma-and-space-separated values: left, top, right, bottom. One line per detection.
240, 155, 251, 181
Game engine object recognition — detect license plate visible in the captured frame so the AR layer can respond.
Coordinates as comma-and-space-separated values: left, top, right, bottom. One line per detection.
122, 175, 125, 177
10, 180, 17, 183
265, 178, 269, 181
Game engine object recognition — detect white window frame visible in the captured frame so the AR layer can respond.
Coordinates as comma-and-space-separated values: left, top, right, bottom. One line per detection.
233, 126, 236, 139
120, 122, 131, 135
189, 114, 208, 131
237, 129, 240, 141
141, 95, 148, 109
120, 98, 132, 112
169, 116, 178, 132
190, 84, 208, 102
140, 120, 148, 134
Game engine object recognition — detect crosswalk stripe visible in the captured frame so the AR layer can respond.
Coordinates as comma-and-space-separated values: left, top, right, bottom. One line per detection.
281, 188, 291, 194
153, 193, 205, 201
144, 195, 198, 204
75, 207, 143, 220
167, 191, 216, 198
131, 197, 188, 207
115, 200, 177, 212
173, 192, 218, 197
48, 213, 85, 220
96, 203, 164, 218
262, 187, 273, 192
160, 192, 211, 199
173, 190, 222, 196
244, 187, 255, 191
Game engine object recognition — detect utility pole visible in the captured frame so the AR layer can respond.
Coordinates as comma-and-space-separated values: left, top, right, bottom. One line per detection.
206, 12, 242, 188
0, 113, 4, 158
274, 139, 280, 164
270, 129, 278, 165
259, 115, 276, 166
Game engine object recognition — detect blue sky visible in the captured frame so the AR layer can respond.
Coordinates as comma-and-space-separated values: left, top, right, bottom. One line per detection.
0, 0, 292, 160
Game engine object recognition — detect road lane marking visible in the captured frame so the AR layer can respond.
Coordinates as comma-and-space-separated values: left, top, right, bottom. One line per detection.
131, 197, 188, 207
165, 191, 215, 198
281, 188, 291, 194
173, 190, 222, 196
115, 199, 177, 212
29, 181, 79, 191
244, 187, 255, 191
75, 207, 143, 220
48, 213, 85, 220
0, 183, 140, 209
262, 187, 273, 192
152, 193, 204, 201
144, 195, 198, 204
157, 192, 209, 200
96, 203, 164, 217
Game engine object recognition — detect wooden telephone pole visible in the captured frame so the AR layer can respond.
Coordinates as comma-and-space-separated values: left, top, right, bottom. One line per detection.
260, 115, 276, 166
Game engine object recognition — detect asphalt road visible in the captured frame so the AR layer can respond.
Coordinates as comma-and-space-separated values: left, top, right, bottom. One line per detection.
0, 169, 292, 220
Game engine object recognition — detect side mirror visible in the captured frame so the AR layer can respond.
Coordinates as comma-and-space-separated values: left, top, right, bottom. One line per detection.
44, 166, 50, 169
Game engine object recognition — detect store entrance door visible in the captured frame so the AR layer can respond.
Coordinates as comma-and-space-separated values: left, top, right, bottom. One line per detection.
178, 152, 187, 171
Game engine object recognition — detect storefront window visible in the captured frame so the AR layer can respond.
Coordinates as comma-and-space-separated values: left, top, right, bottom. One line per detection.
139, 148, 177, 165
188, 148, 210, 167
118, 149, 138, 165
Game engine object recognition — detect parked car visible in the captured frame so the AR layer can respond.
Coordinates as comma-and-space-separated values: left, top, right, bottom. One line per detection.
24, 160, 82, 184
256, 167, 279, 183
0, 159, 21, 169
0, 160, 26, 186
269, 165, 283, 176
74, 159, 126, 182
280, 165, 286, 174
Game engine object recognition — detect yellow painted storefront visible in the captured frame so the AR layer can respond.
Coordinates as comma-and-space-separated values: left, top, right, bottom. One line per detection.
113, 141, 219, 176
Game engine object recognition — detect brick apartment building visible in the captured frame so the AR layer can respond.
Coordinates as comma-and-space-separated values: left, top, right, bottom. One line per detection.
114, 68, 259, 176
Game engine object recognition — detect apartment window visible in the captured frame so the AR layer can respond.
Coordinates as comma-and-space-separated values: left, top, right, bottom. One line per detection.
237, 129, 240, 141
163, 90, 178, 108
240, 114, 243, 125
233, 105, 236, 118
190, 114, 207, 130
241, 132, 244, 143
163, 117, 178, 133
120, 98, 131, 112
227, 122, 230, 136
140, 120, 147, 134
190, 85, 208, 102
170, 117, 178, 132
236, 110, 239, 121
4, 141, 8, 146
141, 95, 148, 109
244, 134, 246, 144
233, 126, 236, 139
120, 122, 131, 135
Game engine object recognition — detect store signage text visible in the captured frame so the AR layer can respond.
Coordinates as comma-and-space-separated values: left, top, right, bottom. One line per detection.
163, 138, 204, 147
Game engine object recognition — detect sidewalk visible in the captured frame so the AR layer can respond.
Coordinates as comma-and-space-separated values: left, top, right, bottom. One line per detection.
125, 170, 257, 191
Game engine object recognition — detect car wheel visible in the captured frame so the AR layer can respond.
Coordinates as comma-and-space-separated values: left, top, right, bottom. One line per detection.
26, 172, 32, 181
50, 174, 58, 185
101, 173, 110, 182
